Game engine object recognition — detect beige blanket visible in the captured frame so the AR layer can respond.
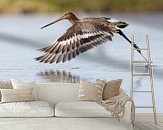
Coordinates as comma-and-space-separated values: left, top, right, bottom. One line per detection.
97, 93, 135, 125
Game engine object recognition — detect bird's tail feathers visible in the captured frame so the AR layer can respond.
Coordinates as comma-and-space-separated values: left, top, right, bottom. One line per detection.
113, 21, 128, 29
107, 18, 128, 28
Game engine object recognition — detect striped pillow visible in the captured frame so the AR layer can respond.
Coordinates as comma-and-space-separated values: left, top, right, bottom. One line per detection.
0, 81, 13, 101
78, 80, 105, 102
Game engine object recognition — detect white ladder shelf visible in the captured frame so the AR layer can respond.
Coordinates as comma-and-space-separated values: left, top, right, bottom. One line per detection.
130, 35, 157, 125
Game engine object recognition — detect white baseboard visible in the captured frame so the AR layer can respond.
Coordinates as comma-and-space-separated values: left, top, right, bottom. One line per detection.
135, 113, 163, 122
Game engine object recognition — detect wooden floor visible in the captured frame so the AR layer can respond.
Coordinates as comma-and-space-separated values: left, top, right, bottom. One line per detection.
134, 122, 163, 130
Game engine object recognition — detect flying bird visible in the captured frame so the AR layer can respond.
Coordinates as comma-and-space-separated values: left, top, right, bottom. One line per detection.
35, 11, 146, 64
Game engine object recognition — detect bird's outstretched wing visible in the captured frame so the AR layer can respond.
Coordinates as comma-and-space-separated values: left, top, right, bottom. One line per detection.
35, 21, 114, 63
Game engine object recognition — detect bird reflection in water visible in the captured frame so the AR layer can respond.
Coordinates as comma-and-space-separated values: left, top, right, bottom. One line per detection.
37, 70, 80, 83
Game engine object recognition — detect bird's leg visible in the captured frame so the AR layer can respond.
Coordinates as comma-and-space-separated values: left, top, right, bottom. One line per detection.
116, 30, 148, 63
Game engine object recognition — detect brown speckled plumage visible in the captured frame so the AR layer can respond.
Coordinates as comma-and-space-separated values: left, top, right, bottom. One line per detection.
35, 11, 143, 64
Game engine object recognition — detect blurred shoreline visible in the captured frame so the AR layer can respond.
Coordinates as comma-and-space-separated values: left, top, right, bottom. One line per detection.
1, 0, 163, 14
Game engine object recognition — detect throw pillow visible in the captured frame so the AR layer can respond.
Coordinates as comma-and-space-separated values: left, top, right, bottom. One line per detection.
98, 79, 122, 100
78, 80, 105, 102
1, 88, 34, 103
11, 79, 37, 100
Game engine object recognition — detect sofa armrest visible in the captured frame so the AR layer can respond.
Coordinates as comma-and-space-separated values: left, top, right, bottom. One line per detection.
122, 101, 133, 122
118, 101, 134, 129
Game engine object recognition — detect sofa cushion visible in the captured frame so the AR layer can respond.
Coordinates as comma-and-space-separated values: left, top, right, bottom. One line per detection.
0, 101, 54, 117
1, 88, 34, 103
11, 79, 37, 100
55, 101, 112, 117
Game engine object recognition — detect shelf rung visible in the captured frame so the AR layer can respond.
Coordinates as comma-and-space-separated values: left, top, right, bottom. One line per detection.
133, 73, 151, 76
133, 91, 152, 93
133, 61, 149, 63
133, 48, 148, 50
135, 106, 153, 108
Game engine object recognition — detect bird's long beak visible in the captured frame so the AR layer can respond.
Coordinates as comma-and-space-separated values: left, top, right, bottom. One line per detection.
41, 16, 64, 29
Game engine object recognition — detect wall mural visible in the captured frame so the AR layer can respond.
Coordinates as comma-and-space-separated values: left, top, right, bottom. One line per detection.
0, 2, 163, 114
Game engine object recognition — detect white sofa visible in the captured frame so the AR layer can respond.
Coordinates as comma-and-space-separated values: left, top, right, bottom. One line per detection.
0, 83, 133, 130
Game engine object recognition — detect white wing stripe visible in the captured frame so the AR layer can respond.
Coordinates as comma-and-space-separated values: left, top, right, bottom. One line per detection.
54, 31, 111, 55
59, 31, 110, 46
